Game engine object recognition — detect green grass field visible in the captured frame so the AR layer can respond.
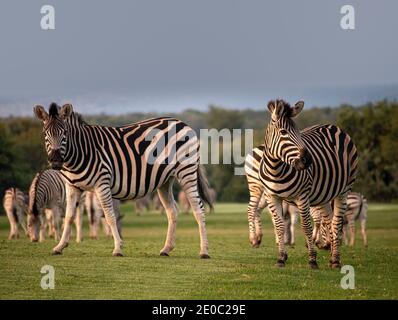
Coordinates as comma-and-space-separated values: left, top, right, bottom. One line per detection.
0, 203, 397, 300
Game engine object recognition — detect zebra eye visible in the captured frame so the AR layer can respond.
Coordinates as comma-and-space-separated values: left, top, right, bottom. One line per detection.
280, 129, 288, 135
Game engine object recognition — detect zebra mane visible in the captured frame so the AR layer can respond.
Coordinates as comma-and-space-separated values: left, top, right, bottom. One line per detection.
68, 111, 88, 126
49, 102, 59, 117
267, 99, 297, 118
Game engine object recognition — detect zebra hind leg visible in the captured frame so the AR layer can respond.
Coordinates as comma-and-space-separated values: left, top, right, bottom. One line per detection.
330, 195, 347, 269
178, 170, 209, 259
157, 179, 178, 257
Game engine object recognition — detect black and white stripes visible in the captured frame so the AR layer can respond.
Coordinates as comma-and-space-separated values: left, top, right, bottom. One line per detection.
257, 99, 358, 268
34, 103, 213, 258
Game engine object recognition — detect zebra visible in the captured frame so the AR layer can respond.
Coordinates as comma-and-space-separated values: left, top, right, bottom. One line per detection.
2, 188, 28, 239
257, 99, 358, 269
311, 192, 368, 247
34, 102, 213, 258
85, 191, 122, 239
27, 169, 85, 242
343, 192, 368, 247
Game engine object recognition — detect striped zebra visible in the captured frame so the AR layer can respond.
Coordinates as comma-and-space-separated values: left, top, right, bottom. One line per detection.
34, 103, 213, 258
257, 99, 358, 269
2, 188, 28, 239
344, 192, 368, 247
85, 191, 122, 239
27, 169, 85, 242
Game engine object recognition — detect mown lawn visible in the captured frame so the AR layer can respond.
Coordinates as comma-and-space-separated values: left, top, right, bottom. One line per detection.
0, 203, 397, 299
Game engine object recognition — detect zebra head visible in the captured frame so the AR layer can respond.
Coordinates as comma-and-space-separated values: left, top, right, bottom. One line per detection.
265, 99, 312, 171
34, 103, 73, 170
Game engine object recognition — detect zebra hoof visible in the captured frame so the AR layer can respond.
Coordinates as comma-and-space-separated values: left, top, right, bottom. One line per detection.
200, 254, 210, 259
52, 250, 62, 255
160, 252, 169, 257
309, 261, 319, 269
283, 253, 288, 261
112, 252, 124, 257
276, 260, 285, 268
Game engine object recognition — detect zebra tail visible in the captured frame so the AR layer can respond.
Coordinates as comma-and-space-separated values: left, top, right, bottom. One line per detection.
197, 165, 214, 211
28, 173, 40, 216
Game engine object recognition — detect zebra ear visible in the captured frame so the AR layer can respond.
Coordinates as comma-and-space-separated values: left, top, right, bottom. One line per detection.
34, 105, 49, 122
60, 103, 73, 119
290, 101, 304, 117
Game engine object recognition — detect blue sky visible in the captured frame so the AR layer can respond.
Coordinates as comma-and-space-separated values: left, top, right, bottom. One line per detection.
0, 0, 397, 116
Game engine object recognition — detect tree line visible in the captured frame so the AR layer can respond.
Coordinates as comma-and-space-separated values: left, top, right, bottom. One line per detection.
0, 100, 396, 211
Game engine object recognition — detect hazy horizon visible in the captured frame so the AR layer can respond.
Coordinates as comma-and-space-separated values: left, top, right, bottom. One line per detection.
1, 0, 397, 116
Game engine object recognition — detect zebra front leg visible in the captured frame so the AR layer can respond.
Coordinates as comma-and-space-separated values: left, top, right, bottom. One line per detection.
52, 208, 63, 242
17, 209, 28, 236
247, 189, 262, 247
297, 198, 318, 269
267, 197, 287, 267
330, 195, 347, 269
52, 185, 81, 255
39, 215, 47, 242
95, 188, 123, 256
157, 180, 178, 256
360, 219, 367, 247
74, 202, 84, 243
348, 221, 355, 247
290, 210, 297, 247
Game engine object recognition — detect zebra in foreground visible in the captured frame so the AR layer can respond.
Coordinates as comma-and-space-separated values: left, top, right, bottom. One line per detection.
85, 191, 122, 239
3, 188, 28, 239
34, 103, 213, 258
27, 169, 85, 242
257, 99, 358, 269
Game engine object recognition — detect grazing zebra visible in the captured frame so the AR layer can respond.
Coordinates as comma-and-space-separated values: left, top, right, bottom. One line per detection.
2, 188, 28, 239
257, 99, 358, 269
312, 192, 368, 247
27, 169, 85, 242
85, 191, 122, 238
34, 103, 212, 258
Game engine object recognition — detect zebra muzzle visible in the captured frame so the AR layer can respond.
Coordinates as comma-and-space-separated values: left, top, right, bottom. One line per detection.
48, 150, 64, 169
294, 149, 312, 171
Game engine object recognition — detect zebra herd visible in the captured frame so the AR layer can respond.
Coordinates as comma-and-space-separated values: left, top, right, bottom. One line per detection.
2, 99, 368, 269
